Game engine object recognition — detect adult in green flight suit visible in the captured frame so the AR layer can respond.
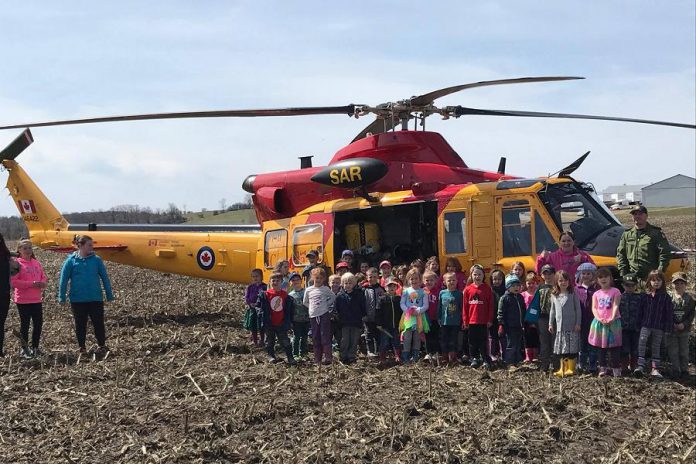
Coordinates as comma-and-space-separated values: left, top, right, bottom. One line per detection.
616, 205, 672, 280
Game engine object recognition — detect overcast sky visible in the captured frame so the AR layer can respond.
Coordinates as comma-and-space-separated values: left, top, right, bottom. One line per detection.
0, 1, 693, 216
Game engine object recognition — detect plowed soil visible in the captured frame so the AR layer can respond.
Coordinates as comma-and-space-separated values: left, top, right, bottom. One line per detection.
0, 213, 694, 463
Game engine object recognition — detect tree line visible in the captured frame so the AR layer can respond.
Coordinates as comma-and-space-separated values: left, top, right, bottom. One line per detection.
0, 204, 187, 240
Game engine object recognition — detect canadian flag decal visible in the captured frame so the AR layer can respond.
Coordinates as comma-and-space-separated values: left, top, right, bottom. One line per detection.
19, 199, 37, 214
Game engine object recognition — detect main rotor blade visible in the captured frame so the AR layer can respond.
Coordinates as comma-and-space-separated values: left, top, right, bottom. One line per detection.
410, 76, 584, 106
0, 106, 357, 131
452, 106, 696, 129
352, 117, 396, 142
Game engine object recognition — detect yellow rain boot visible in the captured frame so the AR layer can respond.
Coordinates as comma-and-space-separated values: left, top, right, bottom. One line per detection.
554, 358, 566, 378
564, 357, 577, 376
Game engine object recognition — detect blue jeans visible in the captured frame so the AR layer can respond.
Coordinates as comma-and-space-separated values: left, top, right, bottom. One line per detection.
440, 325, 459, 353
378, 327, 400, 353
292, 321, 310, 357
503, 328, 523, 365
579, 337, 597, 372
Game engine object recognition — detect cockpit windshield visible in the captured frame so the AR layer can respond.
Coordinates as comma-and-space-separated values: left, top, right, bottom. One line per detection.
538, 181, 620, 248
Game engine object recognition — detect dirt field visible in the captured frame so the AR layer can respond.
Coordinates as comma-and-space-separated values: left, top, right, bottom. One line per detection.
0, 212, 694, 463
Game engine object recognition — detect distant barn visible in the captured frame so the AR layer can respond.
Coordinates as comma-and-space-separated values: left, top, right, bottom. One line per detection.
642, 174, 696, 208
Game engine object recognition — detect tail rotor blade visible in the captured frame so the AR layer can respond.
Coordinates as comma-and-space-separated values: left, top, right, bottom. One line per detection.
0, 128, 33, 161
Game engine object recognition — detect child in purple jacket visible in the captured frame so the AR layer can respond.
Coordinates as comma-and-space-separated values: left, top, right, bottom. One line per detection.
635, 270, 673, 377
243, 269, 267, 347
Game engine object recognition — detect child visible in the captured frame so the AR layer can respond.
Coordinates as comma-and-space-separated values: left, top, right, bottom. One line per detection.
376, 277, 404, 363
635, 270, 674, 377
303, 268, 337, 365
521, 271, 540, 362
362, 268, 385, 357
426, 256, 440, 278
335, 273, 367, 364
340, 249, 355, 272
11, 239, 48, 357
244, 269, 267, 347
439, 272, 463, 364
355, 272, 367, 287
395, 265, 409, 284
257, 272, 296, 365
536, 265, 557, 372
273, 260, 291, 290
618, 273, 643, 372
444, 257, 467, 291
301, 249, 329, 287
497, 275, 526, 365
576, 262, 599, 373
288, 272, 310, 360
423, 270, 442, 360
410, 259, 426, 275
666, 272, 695, 378
548, 270, 582, 377
359, 261, 370, 275
463, 265, 494, 369
378, 260, 393, 287
488, 269, 506, 364
588, 267, 623, 377
399, 268, 430, 363
328, 273, 343, 349
336, 262, 350, 276
510, 261, 527, 291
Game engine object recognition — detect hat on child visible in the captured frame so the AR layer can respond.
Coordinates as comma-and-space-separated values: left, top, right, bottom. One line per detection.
671, 272, 688, 284
341, 249, 354, 257
541, 264, 556, 274
577, 262, 597, 273
379, 260, 392, 269
385, 277, 399, 287
306, 249, 319, 258
505, 274, 521, 289
622, 273, 638, 285
288, 272, 301, 281
336, 261, 350, 270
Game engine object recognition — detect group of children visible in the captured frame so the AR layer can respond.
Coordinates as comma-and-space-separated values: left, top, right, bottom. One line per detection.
244, 250, 694, 379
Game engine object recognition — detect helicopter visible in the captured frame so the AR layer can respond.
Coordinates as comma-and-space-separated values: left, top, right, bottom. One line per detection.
0, 76, 693, 284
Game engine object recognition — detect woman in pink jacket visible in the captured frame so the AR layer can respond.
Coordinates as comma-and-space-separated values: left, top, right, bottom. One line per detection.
535, 231, 595, 279
11, 240, 47, 357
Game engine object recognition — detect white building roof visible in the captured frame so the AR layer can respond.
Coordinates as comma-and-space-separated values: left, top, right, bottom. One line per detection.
601, 184, 646, 194
643, 174, 696, 190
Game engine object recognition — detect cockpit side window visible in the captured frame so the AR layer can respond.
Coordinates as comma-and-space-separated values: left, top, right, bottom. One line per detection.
502, 204, 532, 257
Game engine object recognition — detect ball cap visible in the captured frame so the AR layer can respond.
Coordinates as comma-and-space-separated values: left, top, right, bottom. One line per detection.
379, 260, 392, 269
305, 249, 319, 258
336, 261, 350, 270
671, 271, 688, 284
541, 264, 556, 274
630, 205, 648, 215
341, 249, 354, 257
622, 273, 638, 285
288, 272, 301, 281
385, 276, 400, 287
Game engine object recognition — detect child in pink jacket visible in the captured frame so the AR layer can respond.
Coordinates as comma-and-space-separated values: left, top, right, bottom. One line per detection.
11, 240, 47, 357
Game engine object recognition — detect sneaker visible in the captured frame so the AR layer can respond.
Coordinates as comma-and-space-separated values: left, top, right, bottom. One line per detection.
633, 366, 644, 376
470, 359, 481, 369
32, 348, 44, 357
20, 348, 32, 359
367, 351, 378, 358
650, 368, 663, 378
287, 358, 297, 366
423, 354, 432, 361
598, 368, 609, 377
267, 356, 278, 364
482, 362, 491, 371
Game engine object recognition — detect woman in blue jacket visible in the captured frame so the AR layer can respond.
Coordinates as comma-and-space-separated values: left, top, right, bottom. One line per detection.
58, 235, 114, 353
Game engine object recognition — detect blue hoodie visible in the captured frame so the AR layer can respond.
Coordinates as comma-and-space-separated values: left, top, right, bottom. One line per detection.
58, 252, 114, 303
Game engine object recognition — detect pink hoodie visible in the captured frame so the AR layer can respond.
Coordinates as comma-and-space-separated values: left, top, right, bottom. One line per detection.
11, 257, 47, 304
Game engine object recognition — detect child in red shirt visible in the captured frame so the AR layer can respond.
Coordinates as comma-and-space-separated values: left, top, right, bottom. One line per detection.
463, 264, 494, 369
257, 272, 296, 365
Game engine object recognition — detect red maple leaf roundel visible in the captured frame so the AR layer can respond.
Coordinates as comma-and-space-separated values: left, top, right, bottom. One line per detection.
201, 252, 211, 264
